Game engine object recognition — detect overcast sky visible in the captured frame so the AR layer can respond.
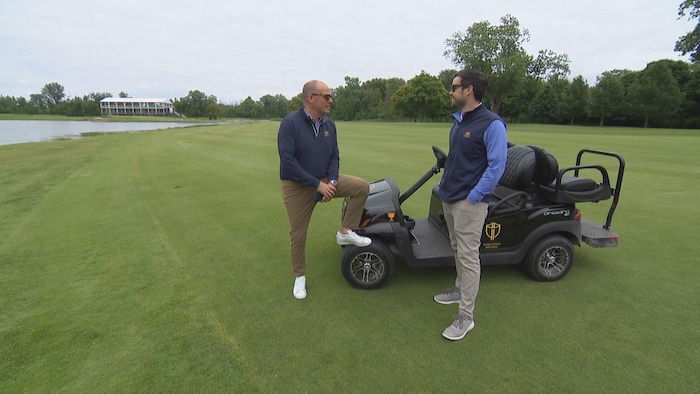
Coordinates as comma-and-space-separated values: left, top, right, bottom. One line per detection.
0, 0, 695, 103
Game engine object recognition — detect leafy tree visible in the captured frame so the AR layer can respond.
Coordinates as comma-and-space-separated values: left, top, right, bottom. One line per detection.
85, 92, 112, 102
335, 77, 406, 120
500, 76, 543, 123
287, 94, 303, 114
55, 97, 97, 117
675, 0, 700, 62
119, 91, 130, 98
437, 68, 459, 91
30, 93, 48, 112
237, 96, 262, 118
41, 82, 66, 110
444, 14, 569, 114
627, 62, 684, 127
15, 96, 36, 114
175, 90, 216, 118
332, 77, 385, 120
203, 94, 219, 118
379, 77, 406, 120
528, 77, 569, 124
391, 71, 450, 121
331, 77, 363, 120
205, 102, 221, 119
646, 59, 694, 127
680, 68, 700, 127
590, 71, 626, 126
357, 87, 382, 119
0, 96, 18, 113
259, 94, 288, 119
271, 94, 290, 118
83, 92, 112, 116
653, 59, 692, 86
529, 50, 571, 80
565, 76, 590, 125
359, 78, 392, 119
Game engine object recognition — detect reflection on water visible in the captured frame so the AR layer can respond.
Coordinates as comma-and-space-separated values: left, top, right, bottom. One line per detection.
0, 120, 205, 146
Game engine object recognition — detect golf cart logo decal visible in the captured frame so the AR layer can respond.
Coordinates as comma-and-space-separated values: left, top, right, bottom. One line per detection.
485, 222, 501, 241
544, 209, 571, 217
387, 212, 396, 222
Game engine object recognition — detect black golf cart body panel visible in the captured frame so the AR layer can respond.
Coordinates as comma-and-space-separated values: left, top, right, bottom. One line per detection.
352, 178, 581, 268
340, 144, 625, 287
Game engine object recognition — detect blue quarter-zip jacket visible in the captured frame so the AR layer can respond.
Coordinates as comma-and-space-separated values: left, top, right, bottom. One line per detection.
278, 107, 339, 188
438, 104, 508, 203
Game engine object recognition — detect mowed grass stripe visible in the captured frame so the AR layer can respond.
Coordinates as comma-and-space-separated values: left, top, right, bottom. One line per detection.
0, 121, 698, 392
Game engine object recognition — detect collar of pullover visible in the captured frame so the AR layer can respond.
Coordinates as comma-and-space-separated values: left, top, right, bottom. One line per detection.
453, 102, 484, 123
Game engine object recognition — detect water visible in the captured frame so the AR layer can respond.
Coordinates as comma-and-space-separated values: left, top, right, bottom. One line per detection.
0, 120, 205, 146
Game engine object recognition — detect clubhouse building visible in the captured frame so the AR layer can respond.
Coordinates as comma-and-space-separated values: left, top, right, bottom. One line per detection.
99, 97, 175, 116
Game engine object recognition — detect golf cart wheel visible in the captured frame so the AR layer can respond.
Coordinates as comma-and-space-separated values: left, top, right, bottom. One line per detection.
523, 235, 575, 281
340, 240, 395, 289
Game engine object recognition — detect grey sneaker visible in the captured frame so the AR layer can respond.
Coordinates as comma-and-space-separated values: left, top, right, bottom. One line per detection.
442, 315, 475, 341
433, 287, 460, 305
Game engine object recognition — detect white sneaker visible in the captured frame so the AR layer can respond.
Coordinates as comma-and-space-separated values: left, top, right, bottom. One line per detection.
293, 276, 306, 300
336, 230, 372, 247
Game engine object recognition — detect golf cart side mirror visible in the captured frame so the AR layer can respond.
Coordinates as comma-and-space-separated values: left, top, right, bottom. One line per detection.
432, 145, 447, 169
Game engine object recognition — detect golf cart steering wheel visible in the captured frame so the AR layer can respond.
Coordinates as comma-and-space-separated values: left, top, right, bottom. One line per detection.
432, 145, 447, 169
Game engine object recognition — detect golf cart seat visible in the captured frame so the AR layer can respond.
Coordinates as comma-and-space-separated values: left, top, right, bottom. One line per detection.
531, 145, 613, 204
494, 144, 612, 205
489, 145, 537, 215
498, 145, 536, 191
528, 145, 558, 187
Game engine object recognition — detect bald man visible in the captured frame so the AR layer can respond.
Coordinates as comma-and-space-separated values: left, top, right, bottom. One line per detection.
278, 80, 371, 300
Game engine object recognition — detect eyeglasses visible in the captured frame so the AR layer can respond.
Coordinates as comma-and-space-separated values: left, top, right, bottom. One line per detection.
311, 93, 333, 101
451, 84, 463, 92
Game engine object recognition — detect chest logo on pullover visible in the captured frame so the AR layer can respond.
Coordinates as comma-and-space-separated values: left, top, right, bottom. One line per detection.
464, 131, 472, 138
324, 130, 330, 137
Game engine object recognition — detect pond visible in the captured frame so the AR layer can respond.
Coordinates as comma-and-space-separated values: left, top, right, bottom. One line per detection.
0, 120, 207, 146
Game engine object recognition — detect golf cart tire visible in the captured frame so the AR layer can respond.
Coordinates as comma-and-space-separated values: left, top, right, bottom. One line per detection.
523, 234, 575, 281
340, 240, 395, 289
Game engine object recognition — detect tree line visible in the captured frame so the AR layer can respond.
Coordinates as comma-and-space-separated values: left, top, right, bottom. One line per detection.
2, 7, 698, 129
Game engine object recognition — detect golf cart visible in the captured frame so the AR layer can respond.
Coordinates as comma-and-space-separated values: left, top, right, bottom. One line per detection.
339, 143, 625, 289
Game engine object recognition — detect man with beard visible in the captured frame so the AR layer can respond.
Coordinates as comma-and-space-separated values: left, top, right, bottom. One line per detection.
433, 70, 508, 340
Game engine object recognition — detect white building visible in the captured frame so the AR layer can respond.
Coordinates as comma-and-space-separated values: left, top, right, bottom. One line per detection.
100, 98, 174, 116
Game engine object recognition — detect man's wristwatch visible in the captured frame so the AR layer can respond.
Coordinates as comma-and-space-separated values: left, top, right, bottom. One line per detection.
329, 180, 338, 186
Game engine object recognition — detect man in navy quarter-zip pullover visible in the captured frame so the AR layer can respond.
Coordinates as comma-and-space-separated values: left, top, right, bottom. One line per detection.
433, 70, 508, 340
278, 80, 371, 300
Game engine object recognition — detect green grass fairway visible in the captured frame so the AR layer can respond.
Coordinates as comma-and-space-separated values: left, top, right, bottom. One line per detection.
1, 121, 698, 392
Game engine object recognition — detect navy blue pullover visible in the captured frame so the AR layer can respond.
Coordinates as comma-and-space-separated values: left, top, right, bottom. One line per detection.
278, 107, 339, 188
439, 104, 508, 203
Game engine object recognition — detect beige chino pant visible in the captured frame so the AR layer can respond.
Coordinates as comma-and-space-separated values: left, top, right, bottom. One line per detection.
281, 174, 369, 277
442, 200, 489, 321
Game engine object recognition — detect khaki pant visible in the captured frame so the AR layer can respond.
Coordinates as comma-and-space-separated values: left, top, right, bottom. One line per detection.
281, 174, 369, 277
442, 200, 488, 320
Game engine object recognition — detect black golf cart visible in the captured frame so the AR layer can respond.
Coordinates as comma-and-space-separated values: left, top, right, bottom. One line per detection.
339, 143, 625, 289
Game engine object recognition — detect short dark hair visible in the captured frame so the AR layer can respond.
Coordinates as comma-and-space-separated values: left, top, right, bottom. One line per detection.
454, 69, 489, 101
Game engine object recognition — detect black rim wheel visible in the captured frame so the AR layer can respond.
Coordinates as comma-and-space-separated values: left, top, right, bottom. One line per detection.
340, 240, 394, 289
524, 235, 574, 281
